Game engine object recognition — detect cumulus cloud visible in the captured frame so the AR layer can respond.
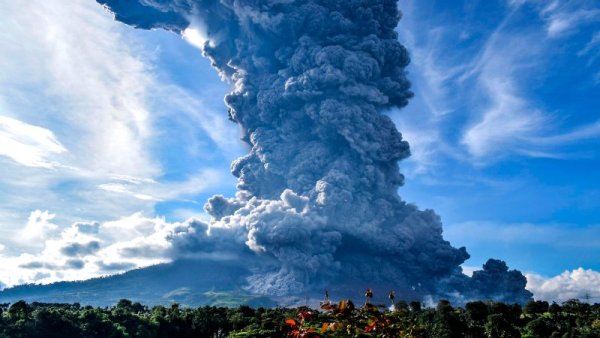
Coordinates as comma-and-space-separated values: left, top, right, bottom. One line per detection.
0, 212, 238, 287
96, 0, 532, 304
20, 210, 59, 245
527, 268, 600, 303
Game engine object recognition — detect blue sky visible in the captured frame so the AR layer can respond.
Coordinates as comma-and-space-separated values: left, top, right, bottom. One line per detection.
393, 0, 600, 278
0, 0, 598, 301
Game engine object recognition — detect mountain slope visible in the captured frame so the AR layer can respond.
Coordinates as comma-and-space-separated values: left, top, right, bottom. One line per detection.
0, 259, 275, 307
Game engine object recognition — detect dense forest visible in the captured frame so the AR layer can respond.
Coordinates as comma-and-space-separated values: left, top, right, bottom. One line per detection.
0, 296, 598, 337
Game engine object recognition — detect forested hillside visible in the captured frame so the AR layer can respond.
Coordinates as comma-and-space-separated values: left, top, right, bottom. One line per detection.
0, 297, 598, 337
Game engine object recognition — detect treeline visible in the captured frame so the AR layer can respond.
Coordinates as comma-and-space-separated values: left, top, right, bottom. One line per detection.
0, 298, 599, 337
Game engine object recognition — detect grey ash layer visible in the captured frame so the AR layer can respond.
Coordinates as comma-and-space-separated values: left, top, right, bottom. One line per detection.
97, 0, 532, 304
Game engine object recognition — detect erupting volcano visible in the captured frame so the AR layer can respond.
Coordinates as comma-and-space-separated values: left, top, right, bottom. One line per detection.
96, 0, 532, 304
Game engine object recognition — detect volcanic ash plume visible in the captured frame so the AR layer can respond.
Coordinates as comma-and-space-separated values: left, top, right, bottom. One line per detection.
97, 0, 532, 303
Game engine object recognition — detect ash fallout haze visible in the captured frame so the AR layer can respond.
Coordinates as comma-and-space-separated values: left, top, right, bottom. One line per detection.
0, 0, 599, 306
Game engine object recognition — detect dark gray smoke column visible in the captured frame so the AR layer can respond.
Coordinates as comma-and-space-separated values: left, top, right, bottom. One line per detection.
97, 0, 532, 303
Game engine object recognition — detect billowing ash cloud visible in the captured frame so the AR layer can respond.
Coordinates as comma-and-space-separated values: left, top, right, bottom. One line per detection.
97, 0, 532, 303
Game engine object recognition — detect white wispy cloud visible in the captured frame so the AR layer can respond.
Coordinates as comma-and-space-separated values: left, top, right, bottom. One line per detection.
461, 76, 547, 160
579, 32, 600, 76
528, 120, 600, 145
544, 8, 600, 38
0, 0, 160, 178
0, 116, 66, 168
152, 85, 245, 158
97, 183, 157, 201
0, 0, 162, 230
395, 0, 600, 172
457, 13, 555, 162
97, 169, 226, 202
580, 32, 600, 55
0, 0, 239, 239
393, 1, 469, 175
507, 0, 600, 38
